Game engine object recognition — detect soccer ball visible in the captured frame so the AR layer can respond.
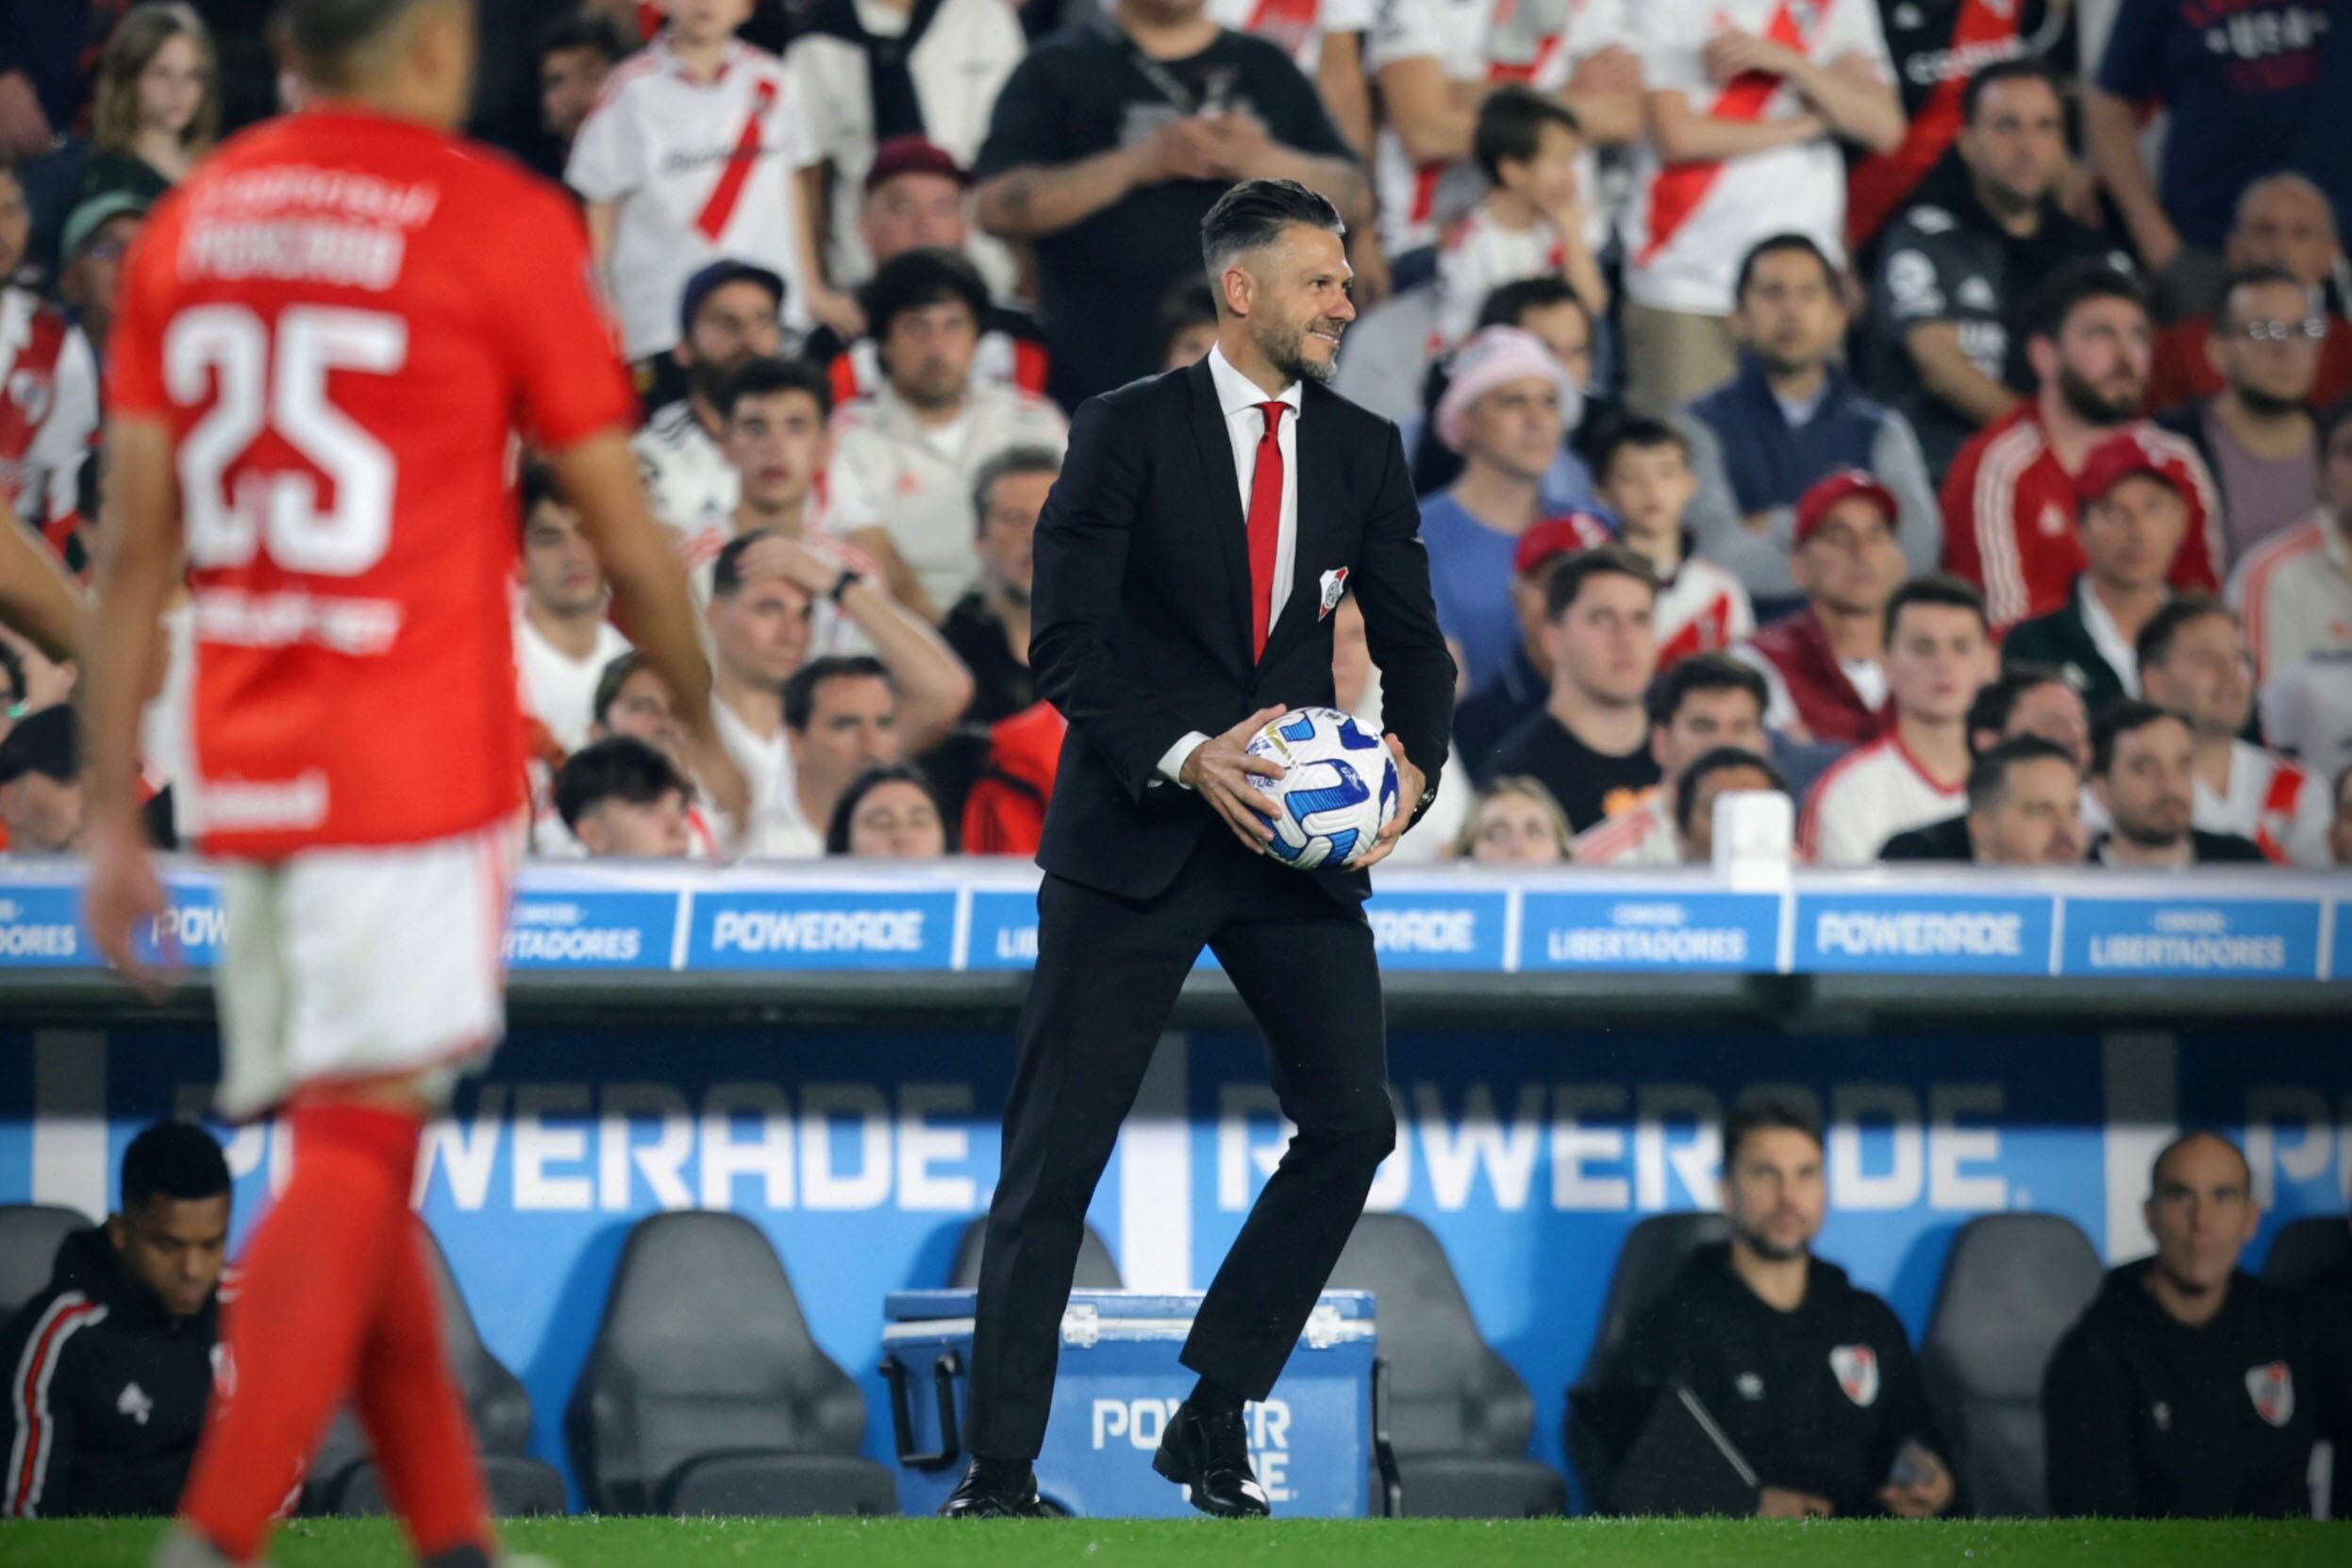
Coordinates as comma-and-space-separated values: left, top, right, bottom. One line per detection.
1243, 707, 1400, 871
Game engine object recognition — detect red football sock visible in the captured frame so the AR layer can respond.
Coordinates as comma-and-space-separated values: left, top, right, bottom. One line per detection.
177, 1103, 419, 1563
352, 1214, 493, 1560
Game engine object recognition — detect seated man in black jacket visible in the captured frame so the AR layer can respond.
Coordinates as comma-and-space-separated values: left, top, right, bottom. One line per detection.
1, 1123, 231, 1518
1600, 1096, 1957, 1519
2043, 1131, 2336, 1517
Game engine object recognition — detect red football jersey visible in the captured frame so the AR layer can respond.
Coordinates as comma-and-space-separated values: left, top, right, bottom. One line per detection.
108, 108, 638, 859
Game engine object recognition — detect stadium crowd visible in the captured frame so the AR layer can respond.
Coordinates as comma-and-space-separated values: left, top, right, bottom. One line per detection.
1, 0, 2350, 872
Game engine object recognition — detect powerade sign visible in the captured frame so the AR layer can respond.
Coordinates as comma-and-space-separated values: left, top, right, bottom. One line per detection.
2061, 896, 2323, 981
505, 892, 679, 971
687, 888, 957, 969
1794, 890, 2054, 976
1520, 890, 1779, 972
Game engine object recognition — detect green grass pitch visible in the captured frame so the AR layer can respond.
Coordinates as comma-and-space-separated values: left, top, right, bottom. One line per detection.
2, 1517, 2345, 1567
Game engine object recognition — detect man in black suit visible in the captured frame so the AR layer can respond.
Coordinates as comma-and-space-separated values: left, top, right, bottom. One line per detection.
942, 179, 1454, 1518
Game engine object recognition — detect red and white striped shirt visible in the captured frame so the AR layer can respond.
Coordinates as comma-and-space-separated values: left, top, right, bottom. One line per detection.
1798, 732, 1965, 866
5, 1293, 108, 1518
1941, 405, 2222, 631
1655, 552, 1756, 672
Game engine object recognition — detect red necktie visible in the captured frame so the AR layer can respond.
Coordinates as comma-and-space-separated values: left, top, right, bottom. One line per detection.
1245, 401, 1287, 660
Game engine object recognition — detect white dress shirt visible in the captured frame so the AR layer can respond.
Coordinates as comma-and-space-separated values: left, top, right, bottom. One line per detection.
1159, 346, 1305, 786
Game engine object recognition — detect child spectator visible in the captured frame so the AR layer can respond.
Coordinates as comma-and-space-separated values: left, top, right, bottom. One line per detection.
1433, 87, 1607, 349
1594, 419, 1753, 670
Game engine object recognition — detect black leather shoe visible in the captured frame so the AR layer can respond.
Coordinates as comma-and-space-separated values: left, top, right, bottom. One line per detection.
1152, 1401, 1272, 1517
939, 1457, 1046, 1518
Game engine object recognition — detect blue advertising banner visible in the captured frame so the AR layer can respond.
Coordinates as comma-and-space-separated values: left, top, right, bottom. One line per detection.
2060, 896, 2324, 982
1519, 889, 1781, 973
686, 887, 959, 970
504, 890, 681, 972
0, 882, 90, 968
964, 888, 1041, 972
1363, 887, 1510, 971
1793, 889, 2055, 976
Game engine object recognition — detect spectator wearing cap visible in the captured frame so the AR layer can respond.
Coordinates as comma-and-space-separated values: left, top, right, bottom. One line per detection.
1423, 325, 1598, 693
826, 247, 1068, 622
1673, 745, 1788, 868
969, 0, 1363, 409
1451, 516, 1609, 781
632, 259, 789, 532
800, 136, 1055, 406
1409, 275, 1609, 517
2001, 431, 2198, 715
2229, 393, 2352, 689
1878, 665, 2093, 860
786, 0, 1026, 294
529, 10, 631, 177
2134, 595, 2332, 866
0, 703, 86, 854
1573, 654, 1767, 867
2084, 702, 2268, 868
1593, 419, 1753, 671
58, 191, 145, 361
2145, 175, 2352, 416
1680, 235, 1941, 614
568, 0, 851, 362
555, 736, 696, 859
1485, 547, 1663, 833
1942, 261, 2222, 631
2153, 267, 2326, 559
1798, 575, 1997, 866
75, 4, 216, 210
1732, 470, 1904, 745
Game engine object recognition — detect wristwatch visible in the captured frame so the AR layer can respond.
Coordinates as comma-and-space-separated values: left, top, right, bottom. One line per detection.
826, 567, 862, 605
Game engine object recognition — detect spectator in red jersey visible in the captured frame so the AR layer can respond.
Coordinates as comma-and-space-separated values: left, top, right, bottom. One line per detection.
633, 260, 790, 534
0, 162, 100, 554
1799, 575, 1996, 866
2133, 596, 2331, 865
1573, 653, 1768, 867
1453, 775, 1573, 866
1672, 744, 1789, 868
959, 699, 1064, 856
1451, 515, 1612, 780
827, 761, 951, 857
2001, 431, 2199, 717
515, 463, 634, 756
1593, 419, 1753, 671
800, 137, 1054, 407
2144, 175, 2352, 416
2153, 267, 2326, 560
554, 736, 696, 859
1941, 261, 2221, 631
1484, 546, 1663, 832
1733, 469, 1905, 746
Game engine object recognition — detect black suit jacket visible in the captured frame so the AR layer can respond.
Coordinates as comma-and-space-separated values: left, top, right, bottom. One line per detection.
1030, 357, 1456, 902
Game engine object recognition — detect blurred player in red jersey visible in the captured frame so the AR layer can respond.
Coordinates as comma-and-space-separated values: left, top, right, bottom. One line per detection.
76, 4, 744, 1565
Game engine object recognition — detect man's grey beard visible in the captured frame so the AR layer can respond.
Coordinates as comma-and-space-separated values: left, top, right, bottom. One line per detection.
1259, 318, 1338, 387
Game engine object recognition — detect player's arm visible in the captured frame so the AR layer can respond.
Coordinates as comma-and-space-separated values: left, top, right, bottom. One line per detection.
549, 431, 749, 827
0, 497, 81, 662
81, 416, 179, 988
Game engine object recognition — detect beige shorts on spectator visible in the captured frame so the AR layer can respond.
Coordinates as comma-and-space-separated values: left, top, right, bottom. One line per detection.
212, 816, 523, 1121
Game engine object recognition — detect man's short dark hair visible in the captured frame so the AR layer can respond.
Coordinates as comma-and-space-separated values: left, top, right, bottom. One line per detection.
710, 530, 776, 599
1159, 276, 1217, 359
1960, 55, 2067, 124
555, 736, 691, 832
1967, 734, 2079, 814
2023, 259, 2146, 345
592, 650, 648, 730
539, 8, 630, 65
2134, 592, 2232, 673
1884, 573, 1991, 643
0, 639, 24, 709
1734, 232, 1838, 303
1200, 178, 1344, 280
717, 354, 832, 424
861, 245, 990, 341
1543, 544, 1656, 621
518, 458, 562, 525
284, 0, 432, 90
1594, 417, 1691, 482
1723, 1093, 1824, 1169
1674, 746, 1786, 838
783, 654, 892, 733
121, 1123, 230, 1210
971, 445, 1060, 534
1473, 84, 1580, 185
0, 704, 79, 787
1646, 652, 1767, 729
825, 762, 953, 855
1968, 662, 2070, 750
1476, 275, 1585, 331
2090, 697, 2191, 777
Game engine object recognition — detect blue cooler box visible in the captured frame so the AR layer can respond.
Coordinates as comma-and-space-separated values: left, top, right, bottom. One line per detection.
881, 1289, 1382, 1518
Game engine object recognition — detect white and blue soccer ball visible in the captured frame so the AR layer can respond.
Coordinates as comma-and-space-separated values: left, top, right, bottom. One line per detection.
1243, 707, 1400, 871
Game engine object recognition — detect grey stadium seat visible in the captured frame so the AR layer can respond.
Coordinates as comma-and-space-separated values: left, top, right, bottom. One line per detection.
1326, 1213, 1565, 1517
307, 1218, 568, 1517
1563, 1211, 1732, 1507
947, 1217, 1123, 1290
0, 1204, 92, 1319
1918, 1212, 2103, 1517
566, 1211, 897, 1516
2261, 1215, 2351, 1288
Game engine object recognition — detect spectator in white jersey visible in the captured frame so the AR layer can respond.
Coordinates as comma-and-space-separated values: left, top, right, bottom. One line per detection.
555, 736, 697, 859
585, 652, 726, 858
2228, 393, 2352, 688
1672, 744, 1789, 868
826, 761, 953, 857
632, 259, 789, 532
1798, 575, 1996, 866
1573, 653, 1769, 866
1593, 419, 1754, 670
514, 463, 633, 755
1432, 86, 1607, 349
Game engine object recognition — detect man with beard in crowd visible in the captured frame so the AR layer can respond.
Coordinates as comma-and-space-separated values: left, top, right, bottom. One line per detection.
633, 260, 790, 531
2083, 700, 2265, 867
